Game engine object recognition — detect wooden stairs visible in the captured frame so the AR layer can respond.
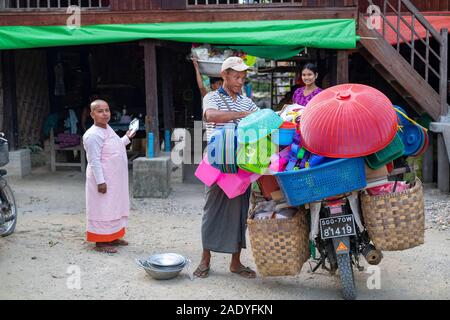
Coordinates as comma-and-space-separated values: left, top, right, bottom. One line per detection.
357, 3, 448, 121
357, 0, 450, 192
357, 42, 439, 118
358, 0, 450, 192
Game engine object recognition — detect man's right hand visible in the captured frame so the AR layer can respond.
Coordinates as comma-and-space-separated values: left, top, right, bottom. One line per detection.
192, 58, 200, 70
204, 109, 255, 123
98, 183, 107, 194
238, 111, 253, 119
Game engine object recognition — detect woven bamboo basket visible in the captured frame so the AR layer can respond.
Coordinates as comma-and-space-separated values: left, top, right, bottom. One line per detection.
361, 178, 425, 251
247, 193, 309, 277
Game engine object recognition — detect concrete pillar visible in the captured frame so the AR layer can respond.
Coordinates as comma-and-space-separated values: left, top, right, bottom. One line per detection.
437, 134, 450, 192
132, 155, 171, 198
430, 122, 450, 192
422, 133, 434, 183
4, 149, 31, 178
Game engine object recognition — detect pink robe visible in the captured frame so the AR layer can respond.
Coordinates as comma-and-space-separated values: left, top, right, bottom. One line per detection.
83, 125, 130, 242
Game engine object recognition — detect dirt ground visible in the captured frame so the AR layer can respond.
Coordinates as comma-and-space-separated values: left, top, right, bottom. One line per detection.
1, 167, 449, 300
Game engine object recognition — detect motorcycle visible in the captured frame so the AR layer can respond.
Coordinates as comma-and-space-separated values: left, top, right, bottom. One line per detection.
308, 166, 409, 300
0, 133, 17, 237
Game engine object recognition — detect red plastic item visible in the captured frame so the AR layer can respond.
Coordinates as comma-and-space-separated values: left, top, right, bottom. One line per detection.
257, 175, 280, 200
386, 161, 394, 173
280, 121, 297, 129
300, 84, 398, 158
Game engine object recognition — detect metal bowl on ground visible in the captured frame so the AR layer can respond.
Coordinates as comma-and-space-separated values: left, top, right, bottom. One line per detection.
136, 255, 186, 280
147, 253, 186, 268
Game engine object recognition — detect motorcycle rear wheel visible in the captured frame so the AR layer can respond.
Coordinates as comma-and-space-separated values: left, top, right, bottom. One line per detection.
0, 181, 17, 237
337, 253, 356, 300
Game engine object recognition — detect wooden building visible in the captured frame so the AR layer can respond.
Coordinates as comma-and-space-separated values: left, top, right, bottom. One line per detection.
0, 0, 449, 189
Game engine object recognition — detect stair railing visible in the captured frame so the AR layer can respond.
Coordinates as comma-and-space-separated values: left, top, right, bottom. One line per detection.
362, 0, 448, 116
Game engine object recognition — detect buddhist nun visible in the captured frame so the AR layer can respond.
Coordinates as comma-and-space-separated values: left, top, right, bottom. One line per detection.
83, 99, 135, 253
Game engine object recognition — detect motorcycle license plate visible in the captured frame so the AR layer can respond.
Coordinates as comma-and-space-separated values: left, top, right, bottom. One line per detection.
319, 215, 356, 239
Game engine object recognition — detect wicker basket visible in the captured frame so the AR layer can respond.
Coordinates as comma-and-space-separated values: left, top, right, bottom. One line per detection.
247, 194, 309, 277
361, 178, 425, 251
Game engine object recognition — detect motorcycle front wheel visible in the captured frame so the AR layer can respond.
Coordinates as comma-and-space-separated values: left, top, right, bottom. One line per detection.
337, 253, 356, 300
0, 180, 17, 237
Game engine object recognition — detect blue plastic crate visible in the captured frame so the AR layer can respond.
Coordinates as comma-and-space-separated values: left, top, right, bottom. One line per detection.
275, 157, 367, 206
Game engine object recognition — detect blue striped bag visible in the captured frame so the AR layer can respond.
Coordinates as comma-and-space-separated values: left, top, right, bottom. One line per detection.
207, 124, 238, 174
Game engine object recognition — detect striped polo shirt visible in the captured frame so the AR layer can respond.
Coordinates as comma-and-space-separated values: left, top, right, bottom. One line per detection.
203, 87, 259, 141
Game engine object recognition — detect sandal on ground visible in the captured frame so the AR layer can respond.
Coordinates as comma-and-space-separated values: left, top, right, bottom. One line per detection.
230, 265, 256, 279
193, 264, 210, 278
94, 243, 118, 254
110, 239, 129, 246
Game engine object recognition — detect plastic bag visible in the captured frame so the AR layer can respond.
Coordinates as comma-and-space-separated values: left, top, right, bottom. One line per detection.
254, 200, 276, 213
366, 181, 410, 196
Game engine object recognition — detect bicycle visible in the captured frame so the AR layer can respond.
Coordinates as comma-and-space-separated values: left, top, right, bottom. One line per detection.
0, 133, 17, 237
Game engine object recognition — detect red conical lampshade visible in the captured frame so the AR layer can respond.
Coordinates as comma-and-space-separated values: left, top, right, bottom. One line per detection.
300, 84, 398, 158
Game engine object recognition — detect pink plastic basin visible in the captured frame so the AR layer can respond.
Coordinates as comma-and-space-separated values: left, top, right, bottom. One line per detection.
217, 169, 260, 199
195, 155, 222, 186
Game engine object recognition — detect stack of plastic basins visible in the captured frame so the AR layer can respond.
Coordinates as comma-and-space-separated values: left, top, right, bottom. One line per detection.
365, 133, 405, 169
237, 109, 282, 175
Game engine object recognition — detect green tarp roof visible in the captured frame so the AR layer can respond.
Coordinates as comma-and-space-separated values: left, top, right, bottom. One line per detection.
0, 19, 357, 59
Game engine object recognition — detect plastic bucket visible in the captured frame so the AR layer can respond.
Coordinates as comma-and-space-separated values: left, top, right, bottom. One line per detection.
271, 128, 295, 146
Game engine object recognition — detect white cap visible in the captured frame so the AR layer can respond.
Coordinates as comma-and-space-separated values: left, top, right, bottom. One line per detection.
221, 56, 250, 72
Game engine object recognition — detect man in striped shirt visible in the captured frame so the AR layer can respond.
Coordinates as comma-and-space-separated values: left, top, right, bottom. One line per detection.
194, 57, 260, 279
203, 81, 259, 141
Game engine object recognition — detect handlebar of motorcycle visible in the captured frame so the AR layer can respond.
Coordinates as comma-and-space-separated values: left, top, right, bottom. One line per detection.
0, 132, 7, 143
388, 165, 414, 176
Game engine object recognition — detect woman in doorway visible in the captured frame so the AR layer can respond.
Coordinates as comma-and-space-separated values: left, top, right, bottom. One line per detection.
83, 99, 135, 253
279, 64, 322, 124
292, 63, 323, 106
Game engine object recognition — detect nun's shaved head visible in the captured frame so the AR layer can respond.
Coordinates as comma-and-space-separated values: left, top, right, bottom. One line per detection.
90, 99, 109, 112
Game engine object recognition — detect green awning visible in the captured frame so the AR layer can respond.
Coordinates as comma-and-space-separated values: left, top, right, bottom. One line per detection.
0, 19, 357, 57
